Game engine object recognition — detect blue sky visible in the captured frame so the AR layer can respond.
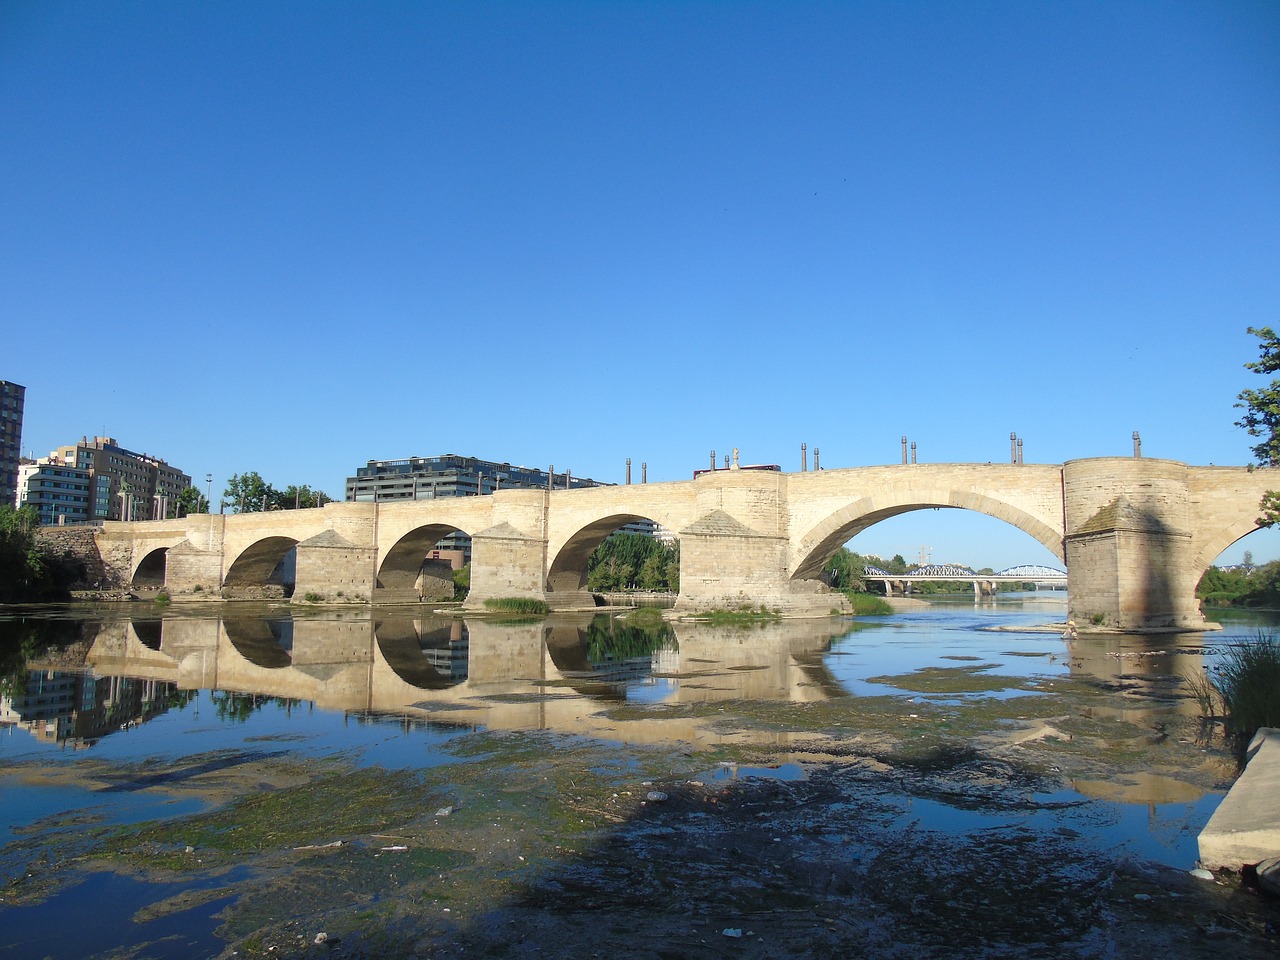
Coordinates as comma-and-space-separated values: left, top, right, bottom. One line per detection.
3, 1, 1278, 569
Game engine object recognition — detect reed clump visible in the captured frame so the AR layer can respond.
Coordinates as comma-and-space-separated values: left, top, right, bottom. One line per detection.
1188, 633, 1280, 755
481, 597, 549, 616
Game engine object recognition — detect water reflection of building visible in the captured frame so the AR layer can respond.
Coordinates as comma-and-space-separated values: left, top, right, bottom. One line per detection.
419, 636, 469, 681
0, 671, 179, 747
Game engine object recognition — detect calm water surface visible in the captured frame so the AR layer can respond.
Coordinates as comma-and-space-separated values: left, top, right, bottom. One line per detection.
0, 597, 1274, 958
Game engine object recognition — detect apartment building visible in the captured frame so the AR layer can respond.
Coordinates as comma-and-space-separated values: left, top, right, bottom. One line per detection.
0, 380, 24, 508
16, 457, 92, 525
51, 436, 191, 521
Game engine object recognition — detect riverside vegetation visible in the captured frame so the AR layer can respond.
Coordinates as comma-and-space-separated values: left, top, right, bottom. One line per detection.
0, 505, 84, 603
1184, 632, 1280, 757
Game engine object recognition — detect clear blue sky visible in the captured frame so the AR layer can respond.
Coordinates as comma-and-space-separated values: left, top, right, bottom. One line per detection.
3, 1, 1278, 569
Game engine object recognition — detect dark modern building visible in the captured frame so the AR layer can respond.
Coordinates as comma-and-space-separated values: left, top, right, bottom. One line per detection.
345, 454, 608, 502
1, 380, 24, 508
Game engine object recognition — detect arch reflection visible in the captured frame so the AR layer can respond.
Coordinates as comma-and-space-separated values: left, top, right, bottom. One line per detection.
375, 615, 469, 690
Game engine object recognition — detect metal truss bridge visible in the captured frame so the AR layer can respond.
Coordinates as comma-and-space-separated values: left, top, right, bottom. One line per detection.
863, 563, 1067, 581
862, 563, 1067, 597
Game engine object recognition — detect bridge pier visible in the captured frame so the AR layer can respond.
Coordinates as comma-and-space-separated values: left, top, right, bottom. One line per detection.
1063, 459, 1207, 631
674, 471, 850, 618
164, 539, 225, 595
464, 490, 553, 611
296, 531, 376, 602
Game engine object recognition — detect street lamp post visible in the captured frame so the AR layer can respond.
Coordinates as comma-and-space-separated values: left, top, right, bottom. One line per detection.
206, 474, 213, 513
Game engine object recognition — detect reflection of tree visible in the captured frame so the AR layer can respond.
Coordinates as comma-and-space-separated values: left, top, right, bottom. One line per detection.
211, 691, 299, 722
585, 618, 676, 664
0, 618, 86, 697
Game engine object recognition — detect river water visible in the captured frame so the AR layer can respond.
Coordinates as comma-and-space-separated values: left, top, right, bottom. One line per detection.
0, 596, 1274, 958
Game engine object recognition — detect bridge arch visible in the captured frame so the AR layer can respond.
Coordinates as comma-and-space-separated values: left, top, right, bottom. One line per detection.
790, 489, 1065, 581
223, 537, 300, 599
546, 513, 676, 597
1191, 515, 1269, 593
131, 548, 168, 590
377, 523, 470, 602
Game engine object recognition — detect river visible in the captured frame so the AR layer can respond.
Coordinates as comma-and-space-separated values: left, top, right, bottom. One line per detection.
1, 597, 1276, 958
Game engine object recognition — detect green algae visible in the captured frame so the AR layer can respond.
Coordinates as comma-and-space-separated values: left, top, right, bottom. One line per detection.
865, 663, 1029, 695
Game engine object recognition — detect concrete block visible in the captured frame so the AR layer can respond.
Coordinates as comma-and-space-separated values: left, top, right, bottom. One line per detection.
1198, 728, 1280, 870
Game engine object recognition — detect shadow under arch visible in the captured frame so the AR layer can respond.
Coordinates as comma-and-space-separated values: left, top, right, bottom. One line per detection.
375, 615, 469, 689
791, 492, 1066, 581
223, 617, 294, 668
132, 548, 168, 590
547, 513, 675, 596
378, 524, 469, 602
223, 536, 299, 599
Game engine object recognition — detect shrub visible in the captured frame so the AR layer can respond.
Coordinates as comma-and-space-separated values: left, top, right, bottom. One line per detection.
303, 592, 323, 603
842, 591, 893, 616
1213, 633, 1280, 753
482, 597, 548, 616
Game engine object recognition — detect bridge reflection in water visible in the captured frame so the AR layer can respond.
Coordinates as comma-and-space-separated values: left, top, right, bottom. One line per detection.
7, 601, 1226, 807
76, 608, 852, 747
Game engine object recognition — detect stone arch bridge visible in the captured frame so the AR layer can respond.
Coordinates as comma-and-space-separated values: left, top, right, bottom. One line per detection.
88, 457, 1275, 631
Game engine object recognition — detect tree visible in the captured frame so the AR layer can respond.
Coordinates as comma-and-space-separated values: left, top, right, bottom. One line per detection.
222, 474, 331, 513
0, 505, 81, 602
175, 486, 209, 517
1236, 326, 1280, 465
1235, 327, 1280, 527
224, 472, 276, 513
586, 532, 678, 592
277, 484, 330, 510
